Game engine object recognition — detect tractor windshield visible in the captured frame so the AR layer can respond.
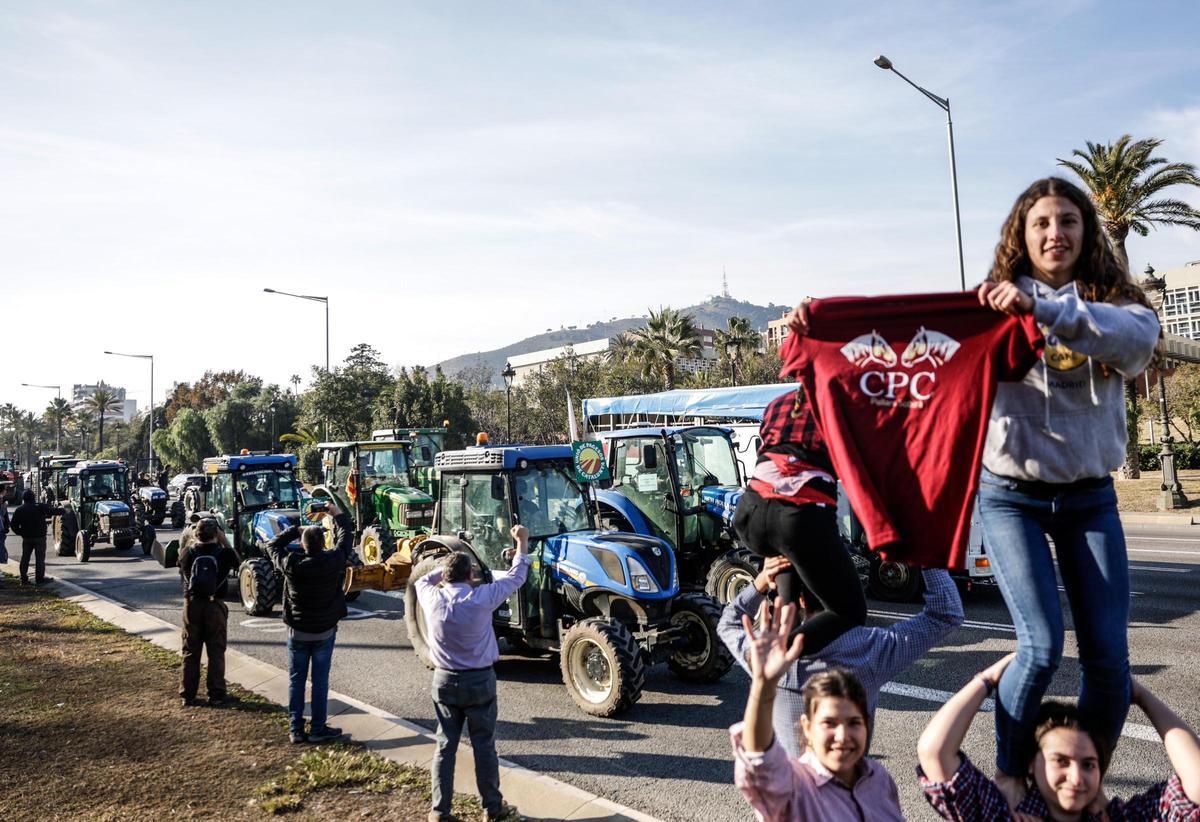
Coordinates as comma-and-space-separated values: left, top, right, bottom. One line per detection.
409, 433, 443, 468
236, 469, 301, 510
0, 459, 13, 472
514, 465, 591, 538
82, 470, 126, 500
356, 447, 410, 484
675, 429, 740, 493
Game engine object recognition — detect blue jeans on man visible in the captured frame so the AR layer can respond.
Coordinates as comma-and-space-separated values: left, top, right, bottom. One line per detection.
431, 667, 502, 818
978, 469, 1131, 775
286, 631, 337, 739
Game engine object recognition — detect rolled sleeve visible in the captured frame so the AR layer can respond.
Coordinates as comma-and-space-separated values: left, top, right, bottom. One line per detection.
719, 585, 764, 675
918, 753, 1004, 822
730, 721, 799, 820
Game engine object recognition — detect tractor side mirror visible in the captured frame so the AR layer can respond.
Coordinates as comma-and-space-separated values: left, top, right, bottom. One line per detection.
641, 445, 658, 470
490, 475, 506, 501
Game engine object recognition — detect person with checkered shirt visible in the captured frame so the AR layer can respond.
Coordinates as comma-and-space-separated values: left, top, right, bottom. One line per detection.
917, 653, 1200, 820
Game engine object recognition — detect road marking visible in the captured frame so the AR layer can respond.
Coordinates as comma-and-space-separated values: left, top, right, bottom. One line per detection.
1126, 536, 1200, 543
880, 683, 1159, 742
1128, 548, 1200, 556
871, 609, 1016, 634
1128, 565, 1190, 573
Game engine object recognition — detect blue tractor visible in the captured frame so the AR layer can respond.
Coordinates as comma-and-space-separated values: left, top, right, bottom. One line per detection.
401, 444, 733, 717
158, 453, 348, 616
592, 426, 760, 604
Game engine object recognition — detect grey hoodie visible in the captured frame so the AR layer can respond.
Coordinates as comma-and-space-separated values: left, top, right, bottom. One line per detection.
983, 275, 1160, 483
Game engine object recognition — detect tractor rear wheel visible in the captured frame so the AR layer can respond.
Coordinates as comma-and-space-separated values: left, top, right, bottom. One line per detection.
75, 530, 92, 563
239, 558, 279, 616
404, 556, 443, 670
53, 515, 70, 556
559, 618, 645, 717
868, 555, 923, 602
704, 549, 759, 604
667, 593, 734, 682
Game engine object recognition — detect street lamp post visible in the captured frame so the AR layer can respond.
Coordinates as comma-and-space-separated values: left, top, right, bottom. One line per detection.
22, 383, 63, 451
269, 398, 280, 453
502, 363, 516, 443
1142, 265, 1187, 509
874, 54, 966, 291
264, 288, 330, 437
104, 351, 154, 468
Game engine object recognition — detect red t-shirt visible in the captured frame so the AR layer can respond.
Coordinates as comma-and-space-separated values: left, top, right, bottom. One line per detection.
781, 292, 1043, 569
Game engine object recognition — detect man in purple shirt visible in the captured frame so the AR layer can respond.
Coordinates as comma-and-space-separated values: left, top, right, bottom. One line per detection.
415, 524, 529, 822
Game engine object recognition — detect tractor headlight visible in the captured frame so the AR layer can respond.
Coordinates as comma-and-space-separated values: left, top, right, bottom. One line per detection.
626, 556, 659, 593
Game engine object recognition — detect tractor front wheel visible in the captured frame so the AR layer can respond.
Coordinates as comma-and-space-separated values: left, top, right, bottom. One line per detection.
667, 593, 734, 683
75, 530, 92, 563
359, 526, 395, 565
404, 556, 443, 670
345, 550, 363, 603
868, 555, 923, 603
170, 501, 185, 529
559, 618, 645, 717
239, 558, 279, 616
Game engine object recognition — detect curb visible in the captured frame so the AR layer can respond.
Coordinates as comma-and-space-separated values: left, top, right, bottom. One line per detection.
7, 567, 662, 822
1120, 512, 1199, 527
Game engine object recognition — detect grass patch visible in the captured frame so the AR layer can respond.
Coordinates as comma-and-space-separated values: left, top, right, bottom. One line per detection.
1113, 470, 1200, 512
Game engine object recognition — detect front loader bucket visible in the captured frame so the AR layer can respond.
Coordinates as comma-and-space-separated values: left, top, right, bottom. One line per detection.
153, 539, 180, 568
344, 552, 412, 594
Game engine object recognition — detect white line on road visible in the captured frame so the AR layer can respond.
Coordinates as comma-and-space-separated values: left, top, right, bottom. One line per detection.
880, 683, 1160, 742
1128, 565, 1191, 573
870, 609, 1016, 634
1128, 548, 1200, 556
1126, 536, 1200, 543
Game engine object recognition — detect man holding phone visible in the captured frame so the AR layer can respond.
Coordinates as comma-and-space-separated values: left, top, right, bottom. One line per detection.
266, 498, 353, 743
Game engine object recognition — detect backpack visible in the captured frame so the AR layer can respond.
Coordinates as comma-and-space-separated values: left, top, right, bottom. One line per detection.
188, 548, 221, 600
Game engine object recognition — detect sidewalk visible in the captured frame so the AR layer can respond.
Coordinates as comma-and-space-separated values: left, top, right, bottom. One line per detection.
8, 567, 661, 822
1120, 511, 1199, 527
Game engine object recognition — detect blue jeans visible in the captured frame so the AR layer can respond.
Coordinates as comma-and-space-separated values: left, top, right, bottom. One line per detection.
286, 631, 336, 735
978, 469, 1130, 775
431, 667, 502, 817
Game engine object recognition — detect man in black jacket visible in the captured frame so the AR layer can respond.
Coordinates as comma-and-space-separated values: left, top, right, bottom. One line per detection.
178, 517, 239, 707
267, 500, 352, 744
10, 489, 59, 586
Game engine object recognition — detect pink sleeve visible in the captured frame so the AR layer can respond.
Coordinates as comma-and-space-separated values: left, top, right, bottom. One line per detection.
730, 722, 802, 820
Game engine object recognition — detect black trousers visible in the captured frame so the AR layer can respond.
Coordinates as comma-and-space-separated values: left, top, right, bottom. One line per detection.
20, 538, 47, 583
733, 487, 866, 655
180, 598, 228, 699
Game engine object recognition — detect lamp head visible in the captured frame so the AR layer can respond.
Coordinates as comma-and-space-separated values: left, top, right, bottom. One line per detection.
263, 288, 276, 293
873, 55, 893, 70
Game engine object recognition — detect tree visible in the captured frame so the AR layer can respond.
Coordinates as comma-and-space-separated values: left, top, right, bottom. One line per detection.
44, 397, 72, 453
80, 388, 123, 452
303, 344, 395, 440
152, 408, 215, 471
388, 366, 475, 448
163, 370, 262, 423
1058, 135, 1200, 271
627, 307, 704, 390
1058, 135, 1200, 480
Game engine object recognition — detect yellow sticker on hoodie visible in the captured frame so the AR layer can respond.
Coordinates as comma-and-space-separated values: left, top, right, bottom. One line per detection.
1042, 328, 1087, 371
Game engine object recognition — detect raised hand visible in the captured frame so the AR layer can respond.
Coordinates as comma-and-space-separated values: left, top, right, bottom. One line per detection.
741, 599, 805, 684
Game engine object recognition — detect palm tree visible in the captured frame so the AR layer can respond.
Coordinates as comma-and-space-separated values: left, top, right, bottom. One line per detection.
1058, 135, 1200, 272
1059, 136, 1200, 479
627, 307, 704, 390
714, 316, 761, 359
45, 397, 72, 453
80, 388, 124, 452
606, 332, 637, 363
290, 374, 302, 394
0, 403, 19, 456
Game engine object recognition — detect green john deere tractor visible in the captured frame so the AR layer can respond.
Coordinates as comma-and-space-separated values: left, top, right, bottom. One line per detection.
313, 439, 435, 564
371, 425, 447, 499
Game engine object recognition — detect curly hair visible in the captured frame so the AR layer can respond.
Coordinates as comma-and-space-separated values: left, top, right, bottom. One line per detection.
988, 176, 1150, 310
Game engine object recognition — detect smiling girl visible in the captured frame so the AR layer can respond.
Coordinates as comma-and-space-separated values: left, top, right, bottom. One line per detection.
730, 600, 904, 821
975, 177, 1161, 801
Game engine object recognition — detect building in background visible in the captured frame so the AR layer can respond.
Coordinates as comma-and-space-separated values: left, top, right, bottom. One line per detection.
509, 339, 612, 387
1155, 261, 1200, 340
72, 383, 136, 422
765, 311, 791, 350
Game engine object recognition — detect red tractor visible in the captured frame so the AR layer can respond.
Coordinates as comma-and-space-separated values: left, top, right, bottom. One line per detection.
0, 457, 22, 503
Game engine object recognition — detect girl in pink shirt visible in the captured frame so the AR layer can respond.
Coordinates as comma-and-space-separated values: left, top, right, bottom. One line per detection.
731, 600, 904, 821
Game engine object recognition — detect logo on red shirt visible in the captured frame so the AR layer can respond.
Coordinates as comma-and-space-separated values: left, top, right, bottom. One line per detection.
840, 326, 960, 407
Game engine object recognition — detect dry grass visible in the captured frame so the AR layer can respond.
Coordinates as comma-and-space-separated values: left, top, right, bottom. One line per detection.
1113, 470, 1200, 512
0, 577, 481, 820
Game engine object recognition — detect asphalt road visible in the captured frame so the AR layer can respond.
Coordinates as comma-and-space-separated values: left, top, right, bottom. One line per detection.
14, 523, 1200, 821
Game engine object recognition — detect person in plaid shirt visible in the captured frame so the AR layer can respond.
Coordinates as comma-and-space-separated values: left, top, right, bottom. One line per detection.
732, 379, 867, 656
917, 654, 1200, 820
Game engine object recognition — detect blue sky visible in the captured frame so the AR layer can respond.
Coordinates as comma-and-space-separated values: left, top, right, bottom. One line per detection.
5, 0, 1200, 415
